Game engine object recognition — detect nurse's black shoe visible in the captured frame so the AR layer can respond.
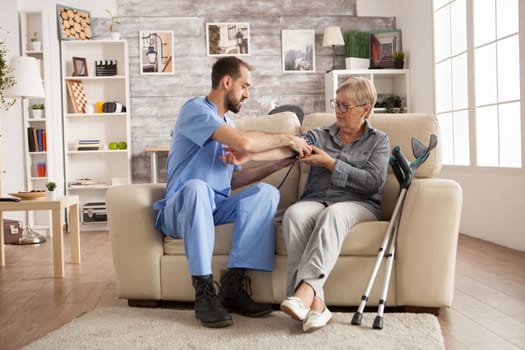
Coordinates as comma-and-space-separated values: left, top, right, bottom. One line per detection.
218, 269, 273, 317
192, 275, 233, 328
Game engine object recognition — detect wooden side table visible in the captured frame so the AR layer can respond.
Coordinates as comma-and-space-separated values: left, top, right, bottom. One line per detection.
0, 195, 80, 277
144, 145, 169, 183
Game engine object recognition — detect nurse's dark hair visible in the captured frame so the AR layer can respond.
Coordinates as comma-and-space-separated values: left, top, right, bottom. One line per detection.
211, 56, 252, 89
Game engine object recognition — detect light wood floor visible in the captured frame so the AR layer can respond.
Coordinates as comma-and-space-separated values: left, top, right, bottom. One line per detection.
1, 231, 524, 349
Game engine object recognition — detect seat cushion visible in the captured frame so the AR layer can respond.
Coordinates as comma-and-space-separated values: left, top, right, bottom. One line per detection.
164, 219, 390, 258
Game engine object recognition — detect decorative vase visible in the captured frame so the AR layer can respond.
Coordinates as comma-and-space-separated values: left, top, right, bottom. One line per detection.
394, 60, 405, 69
31, 41, 41, 51
345, 57, 369, 70
32, 109, 44, 119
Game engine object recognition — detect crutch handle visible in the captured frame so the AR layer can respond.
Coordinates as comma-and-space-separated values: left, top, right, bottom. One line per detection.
390, 156, 406, 186
392, 147, 412, 188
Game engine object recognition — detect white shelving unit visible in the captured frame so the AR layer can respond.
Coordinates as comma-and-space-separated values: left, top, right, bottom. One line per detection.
19, 11, 53, 234
60, 40, 131, 231
324, 69, 411, 113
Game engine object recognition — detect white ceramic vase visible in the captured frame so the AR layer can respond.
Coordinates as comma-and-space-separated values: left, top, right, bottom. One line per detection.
345, 57, 369, 70
32, 109, 44, 119
110, 32, 121, 40
31, 41, 42, 51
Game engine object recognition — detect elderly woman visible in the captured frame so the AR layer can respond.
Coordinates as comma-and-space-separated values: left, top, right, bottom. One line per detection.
280, 76, 390, 332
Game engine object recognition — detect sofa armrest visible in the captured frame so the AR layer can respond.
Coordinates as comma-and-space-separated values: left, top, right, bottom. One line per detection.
395, 178, 463, 307
106, 183, 166, 300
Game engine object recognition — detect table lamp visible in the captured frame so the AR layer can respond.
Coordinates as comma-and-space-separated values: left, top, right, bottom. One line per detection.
322, 26, 345, 73
3, 56, 45, 244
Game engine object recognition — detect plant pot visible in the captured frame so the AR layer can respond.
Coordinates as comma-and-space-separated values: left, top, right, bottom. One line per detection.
32, 109, 44, 119
110, 32, 121, 40
31, 41, 41, 51
47, 191, 56, 200
345, 57, 369, 70
394, 60, 405, 69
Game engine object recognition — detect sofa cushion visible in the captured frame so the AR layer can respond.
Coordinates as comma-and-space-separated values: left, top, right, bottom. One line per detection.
233, 111, 301, 134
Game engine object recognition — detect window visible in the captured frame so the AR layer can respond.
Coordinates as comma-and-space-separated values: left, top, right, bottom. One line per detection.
433, 0, 522, 168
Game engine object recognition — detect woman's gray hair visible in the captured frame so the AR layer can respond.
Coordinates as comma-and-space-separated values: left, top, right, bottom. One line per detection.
336, 76, 377, 118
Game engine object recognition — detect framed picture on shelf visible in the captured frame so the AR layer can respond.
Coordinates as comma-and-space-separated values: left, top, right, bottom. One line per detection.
66, 80, 88, 113
139, 31, 174, 75
72, 57, 88, 76
369, 29, 402, 69
56, 4, 93, 40
281, 29, 315, 73
206, 23, 250, 56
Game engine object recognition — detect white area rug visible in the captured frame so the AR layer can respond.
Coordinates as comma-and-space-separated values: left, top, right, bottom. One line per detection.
23, 307, 444, 349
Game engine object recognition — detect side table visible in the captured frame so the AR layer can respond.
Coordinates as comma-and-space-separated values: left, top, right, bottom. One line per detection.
0, 195, 80, 277
144, 145, 169, 183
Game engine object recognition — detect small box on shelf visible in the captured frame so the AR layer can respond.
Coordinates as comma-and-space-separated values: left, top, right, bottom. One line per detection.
95, 60, 117, 76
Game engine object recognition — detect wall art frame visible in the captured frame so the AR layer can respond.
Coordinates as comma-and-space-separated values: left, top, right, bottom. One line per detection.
72, 56, 88, 76
56, 4, 93, 40
139, 31, 175, 75
369, 29, 402, 69
282, 29, 315, 73
206, 22, 250, 56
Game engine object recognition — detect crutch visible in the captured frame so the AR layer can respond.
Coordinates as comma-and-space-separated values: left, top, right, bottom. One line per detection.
351, 134, 438, 329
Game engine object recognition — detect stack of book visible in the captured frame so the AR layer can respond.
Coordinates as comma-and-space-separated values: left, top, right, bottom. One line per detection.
76, 139, 100, 151
27, 127, 47, 152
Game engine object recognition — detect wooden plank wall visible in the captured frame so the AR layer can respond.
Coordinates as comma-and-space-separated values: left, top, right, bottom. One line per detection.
91, 0, 395, 182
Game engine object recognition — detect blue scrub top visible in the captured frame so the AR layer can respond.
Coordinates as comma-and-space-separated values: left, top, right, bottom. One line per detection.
153, 97, 240, 210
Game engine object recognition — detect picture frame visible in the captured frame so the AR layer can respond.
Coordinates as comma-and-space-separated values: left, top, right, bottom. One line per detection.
72, 57, 88, 76
281, 29, 315, 73
369, 29, 402, 69
56, 4, 93, 40
66, 80, 88, 114
206, 23, 250, 56
139, 31, 175, 75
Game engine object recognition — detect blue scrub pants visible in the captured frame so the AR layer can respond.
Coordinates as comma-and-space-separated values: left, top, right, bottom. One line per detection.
157, 179, 278, 276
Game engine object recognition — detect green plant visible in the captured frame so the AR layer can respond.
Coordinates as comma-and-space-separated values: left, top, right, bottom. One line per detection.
45, 182, 56, 191
31, 103, 44, 110
0, 28, 15, 111
344, 31, 370, 58
31, 32, 39, 42
383, 95, 404, 113
393, 50, 405, 63
105, 9, 120, 33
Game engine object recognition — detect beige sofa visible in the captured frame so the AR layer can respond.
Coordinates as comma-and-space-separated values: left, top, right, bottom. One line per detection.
106, 112, 462, 313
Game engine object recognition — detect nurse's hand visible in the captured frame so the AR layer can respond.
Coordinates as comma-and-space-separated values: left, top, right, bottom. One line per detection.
220, 147, 251, 165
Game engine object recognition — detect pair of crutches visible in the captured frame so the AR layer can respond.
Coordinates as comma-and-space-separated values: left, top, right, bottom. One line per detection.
351, 133, 438, 329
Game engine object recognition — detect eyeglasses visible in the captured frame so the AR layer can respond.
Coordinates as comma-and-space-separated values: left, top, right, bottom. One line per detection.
330, 99, 366, 113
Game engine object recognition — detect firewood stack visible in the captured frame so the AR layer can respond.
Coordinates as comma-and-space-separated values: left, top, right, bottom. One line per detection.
58, 6, 92, 40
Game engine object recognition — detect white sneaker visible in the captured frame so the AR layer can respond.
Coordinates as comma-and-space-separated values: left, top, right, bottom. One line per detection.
302, 307, 332, 333
280, 296, 310, 321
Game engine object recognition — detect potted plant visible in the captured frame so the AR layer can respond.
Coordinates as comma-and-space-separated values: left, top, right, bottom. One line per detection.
344, 31, 370, 70
393, 50, 405, 69
106, 9, 121, 40
0, 30, 16, 111
31, 103, 44, 119
46, 181, 57, 200
30, 31, 41, 51
383, 95, 405, 113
